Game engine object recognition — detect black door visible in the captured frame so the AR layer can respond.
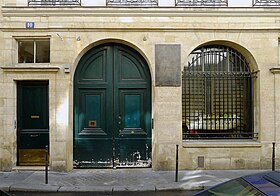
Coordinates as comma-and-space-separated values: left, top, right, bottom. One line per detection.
17, 81, 49, 166
74, 44, 152, 167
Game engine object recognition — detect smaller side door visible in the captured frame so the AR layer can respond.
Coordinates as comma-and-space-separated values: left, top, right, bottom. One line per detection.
17, 81, 49, 166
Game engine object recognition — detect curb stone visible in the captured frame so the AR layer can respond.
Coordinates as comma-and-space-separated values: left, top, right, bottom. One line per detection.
9, 183, 60, 192
113, 185, 156, 192
58, 185, 113, 192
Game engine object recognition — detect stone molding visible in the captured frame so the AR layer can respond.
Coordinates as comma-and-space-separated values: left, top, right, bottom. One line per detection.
270, 67, 280, 74
2, 7, 280, 17
183, 141, 262, 148
1, 66, 60, 72
2, 7, 280, 31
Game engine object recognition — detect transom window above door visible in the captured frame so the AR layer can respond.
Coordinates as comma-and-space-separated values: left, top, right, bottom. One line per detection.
182, 45, 256, 140
17, 39, 50, 63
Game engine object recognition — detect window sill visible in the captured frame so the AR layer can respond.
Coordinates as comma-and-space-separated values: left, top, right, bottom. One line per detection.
1, 65, 60, 72
183, 140, 261, 148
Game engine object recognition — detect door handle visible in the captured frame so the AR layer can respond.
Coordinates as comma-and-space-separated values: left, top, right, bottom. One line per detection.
118, 115, 122, 125
30, 134, 39, 138
118, 115, 122, 136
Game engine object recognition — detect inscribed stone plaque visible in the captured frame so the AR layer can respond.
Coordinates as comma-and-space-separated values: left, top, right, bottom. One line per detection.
155, 44, 181, 86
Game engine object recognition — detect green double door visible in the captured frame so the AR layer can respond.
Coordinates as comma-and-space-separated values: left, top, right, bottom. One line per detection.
74, 44, 152, 167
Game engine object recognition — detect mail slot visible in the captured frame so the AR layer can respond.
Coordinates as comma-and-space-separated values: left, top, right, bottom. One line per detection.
19, 132, 49, 149
88, 120, 96, 127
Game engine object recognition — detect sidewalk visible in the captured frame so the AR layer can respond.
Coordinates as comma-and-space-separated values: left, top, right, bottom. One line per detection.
0, 169, 267, 193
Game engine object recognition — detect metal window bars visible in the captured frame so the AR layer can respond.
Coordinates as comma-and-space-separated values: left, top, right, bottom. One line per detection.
182, 46, 256, 140
106, 0, 158, 6
28, 0, 81, 6
253, 0, 280, 6
176, 0, 228, 7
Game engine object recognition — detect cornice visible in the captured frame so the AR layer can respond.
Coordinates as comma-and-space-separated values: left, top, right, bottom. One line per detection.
2, 7, 280, 31
2, 6, 280, 17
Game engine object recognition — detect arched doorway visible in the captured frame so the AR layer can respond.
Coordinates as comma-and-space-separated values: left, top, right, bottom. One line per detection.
74, 43, 152, 168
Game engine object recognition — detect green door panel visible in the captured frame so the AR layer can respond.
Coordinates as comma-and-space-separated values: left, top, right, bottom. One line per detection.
116, 139, 151, 167
118, 90, 149, 136
74, 139, 112, 167
83, 54, 104, 80
76, 90, 109, 137
17, 81, 49, 166
121, 55, 142, 80
19, 132, 49, 149
77, 48, 110, 83
20, 85, 48, 130
74, 44, 151, 168
124, 94, 141, 128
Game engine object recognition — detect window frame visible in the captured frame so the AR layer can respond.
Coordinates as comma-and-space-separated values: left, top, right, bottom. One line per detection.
17, 38, 50, 64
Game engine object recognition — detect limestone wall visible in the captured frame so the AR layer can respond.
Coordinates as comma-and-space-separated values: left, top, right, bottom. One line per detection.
0, 7, 280, 171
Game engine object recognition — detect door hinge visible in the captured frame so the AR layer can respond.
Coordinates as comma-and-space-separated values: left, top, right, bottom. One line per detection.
152, 118, 154, 129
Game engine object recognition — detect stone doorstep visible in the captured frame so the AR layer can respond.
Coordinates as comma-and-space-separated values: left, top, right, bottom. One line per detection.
12, 166, 46, 171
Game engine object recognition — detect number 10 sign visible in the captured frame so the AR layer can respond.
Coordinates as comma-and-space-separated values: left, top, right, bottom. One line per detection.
26, 22, 35, 29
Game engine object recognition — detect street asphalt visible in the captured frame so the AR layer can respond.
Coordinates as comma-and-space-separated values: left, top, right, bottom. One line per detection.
0, 168, 270, 194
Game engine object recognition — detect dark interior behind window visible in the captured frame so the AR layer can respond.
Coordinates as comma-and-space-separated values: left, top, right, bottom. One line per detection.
18, 39, 50, 63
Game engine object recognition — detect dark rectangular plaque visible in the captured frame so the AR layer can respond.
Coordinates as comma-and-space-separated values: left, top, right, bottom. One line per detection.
155, 44, 181, 86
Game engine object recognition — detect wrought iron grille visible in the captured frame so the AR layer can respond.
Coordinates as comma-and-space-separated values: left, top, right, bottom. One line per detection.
106, 0, 158, 6
176, 0, 228, 7
253, 0, 280, 6
182, 46, 255, 140
28, 0, 81, 6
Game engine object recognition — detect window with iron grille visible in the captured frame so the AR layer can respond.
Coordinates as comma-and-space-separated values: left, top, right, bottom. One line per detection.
182, 45, 255, 139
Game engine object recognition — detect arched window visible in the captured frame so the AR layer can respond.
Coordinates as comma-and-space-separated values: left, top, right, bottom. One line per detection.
182, 45, 255, 139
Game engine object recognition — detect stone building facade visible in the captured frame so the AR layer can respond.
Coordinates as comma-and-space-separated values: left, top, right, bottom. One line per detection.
0, 0, 280, 172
